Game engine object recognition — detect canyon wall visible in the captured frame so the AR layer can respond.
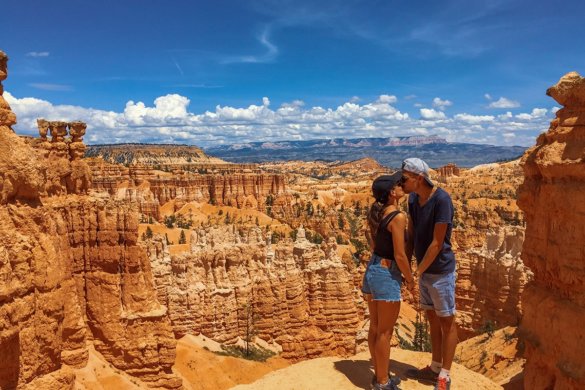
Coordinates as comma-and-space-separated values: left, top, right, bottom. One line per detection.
518, 71, 585, 389
147, 225, 360, 361
88, 158, 288, 220
0, 50, 181, 389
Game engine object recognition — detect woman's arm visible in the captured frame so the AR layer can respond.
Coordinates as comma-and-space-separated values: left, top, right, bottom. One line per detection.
389, 212, 414, 284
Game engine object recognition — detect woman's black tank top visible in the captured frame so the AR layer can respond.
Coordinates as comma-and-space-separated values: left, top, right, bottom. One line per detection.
373, 211, 401, 260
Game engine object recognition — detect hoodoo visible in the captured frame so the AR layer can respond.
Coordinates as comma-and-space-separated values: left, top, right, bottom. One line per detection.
518, 71, 585, 389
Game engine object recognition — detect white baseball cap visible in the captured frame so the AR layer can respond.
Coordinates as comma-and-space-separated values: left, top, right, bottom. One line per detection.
402, 158, 434, 187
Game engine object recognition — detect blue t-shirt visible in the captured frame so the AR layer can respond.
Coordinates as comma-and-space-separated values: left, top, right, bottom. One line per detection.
408, 187, 456, 274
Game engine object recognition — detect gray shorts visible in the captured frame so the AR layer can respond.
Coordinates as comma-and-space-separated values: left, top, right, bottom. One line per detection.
419, 271, 456, 317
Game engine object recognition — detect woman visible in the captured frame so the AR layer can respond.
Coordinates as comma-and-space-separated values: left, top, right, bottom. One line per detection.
362, 172, 415, 390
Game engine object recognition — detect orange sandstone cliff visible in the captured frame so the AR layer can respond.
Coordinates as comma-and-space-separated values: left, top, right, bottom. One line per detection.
0, 50, 181, 389
518, 71, 585, 389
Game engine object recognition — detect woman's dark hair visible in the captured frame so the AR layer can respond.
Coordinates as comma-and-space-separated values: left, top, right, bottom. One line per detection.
367, 172, 402, 244
367, 201, 385, 237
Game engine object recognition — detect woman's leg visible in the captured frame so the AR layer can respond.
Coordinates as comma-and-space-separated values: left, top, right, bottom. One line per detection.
366, 294, 378, 376
375, 300, 400, 384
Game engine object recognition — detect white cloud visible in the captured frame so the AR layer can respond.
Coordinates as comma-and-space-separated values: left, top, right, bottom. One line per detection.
26, 51, 50, 57
515, 108, 547, 121
484, 93, 492, 100
498, 111, 513, 120
454, 113, 495, 124
432, 97, 452, 110
488, 97, 520, 109
551, 106, 560, 114
376, 94, 397, 104
280, 100, 305, 108
420, 108, 446, 120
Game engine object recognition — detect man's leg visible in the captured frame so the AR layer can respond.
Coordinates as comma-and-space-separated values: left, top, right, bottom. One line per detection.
438, 315, 458, 370
405, 275, 441, 383
432, 271, 457, 390
426, 309, 443, 364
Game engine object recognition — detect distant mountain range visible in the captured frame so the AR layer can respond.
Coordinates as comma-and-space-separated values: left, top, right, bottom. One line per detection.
205, 136, 526, 168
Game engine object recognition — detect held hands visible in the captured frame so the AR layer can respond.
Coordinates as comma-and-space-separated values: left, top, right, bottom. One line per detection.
405, 278, 415, 292
405, 269, 418, 293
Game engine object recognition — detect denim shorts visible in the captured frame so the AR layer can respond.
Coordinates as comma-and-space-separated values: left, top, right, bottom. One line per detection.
419, 271, 457, 317
361, 253, 403, 302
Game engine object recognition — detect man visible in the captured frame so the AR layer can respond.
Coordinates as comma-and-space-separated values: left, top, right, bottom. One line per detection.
401, 158, 458, 390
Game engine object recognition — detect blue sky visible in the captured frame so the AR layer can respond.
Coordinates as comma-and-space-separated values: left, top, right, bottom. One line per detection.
3, 0, 585, 147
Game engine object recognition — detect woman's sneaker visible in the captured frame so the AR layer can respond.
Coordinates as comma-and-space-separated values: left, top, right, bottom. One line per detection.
405, 365, 439, 384
371, 371, 397, 389
374, 376, 401, 390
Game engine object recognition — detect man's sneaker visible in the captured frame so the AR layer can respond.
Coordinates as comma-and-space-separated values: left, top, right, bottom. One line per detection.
434, 376, 451, 390
374, 376, 401, 390
405, 365, 439, 383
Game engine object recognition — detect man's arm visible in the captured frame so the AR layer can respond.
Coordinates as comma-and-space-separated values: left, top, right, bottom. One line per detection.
416, 222, 448, 274
406, 213, 414, 262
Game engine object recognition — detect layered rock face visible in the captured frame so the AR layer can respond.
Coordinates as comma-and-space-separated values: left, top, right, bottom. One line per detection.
0, 51, 180, 389
456, 226, 531, 336
85, 143, 227, 166
88, 158, 288, 220
147, 225, 359, 361
0, 197, 180, 389
518, 72, 585, 389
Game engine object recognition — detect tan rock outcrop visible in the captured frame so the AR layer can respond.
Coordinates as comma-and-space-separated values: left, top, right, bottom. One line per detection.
518, 71, 585, 389
146, 225, 359, 361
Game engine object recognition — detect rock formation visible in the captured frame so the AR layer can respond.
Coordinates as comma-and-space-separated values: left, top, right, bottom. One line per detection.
88, 158, 288, 220
0, 53, 44, 205
517, 71, 585, 389
0, 51, 16, 128
0, 51, 181, 389
437, 163, 461, 180
456, 226, 532, 337
146, 224, 359, 361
